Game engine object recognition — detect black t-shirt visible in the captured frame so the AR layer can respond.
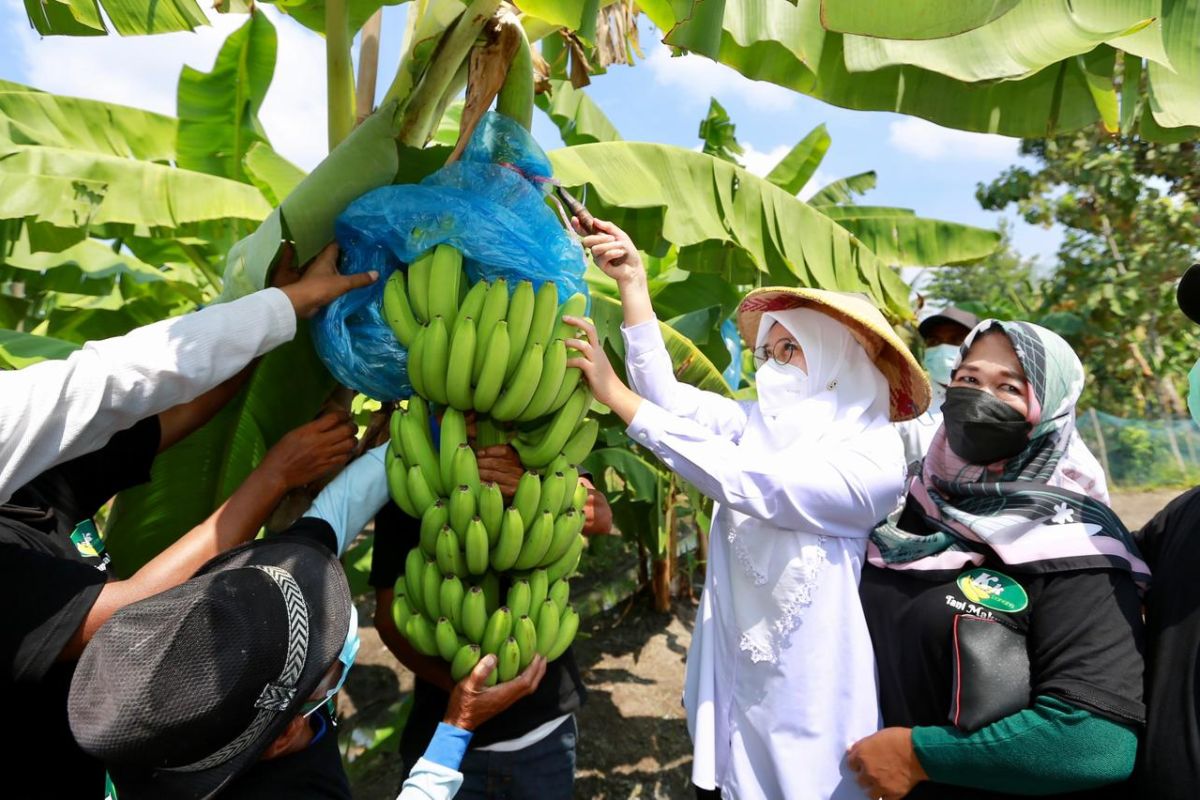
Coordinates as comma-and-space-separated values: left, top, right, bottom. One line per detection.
1135, 486, 1200, 799
860, 554, 1145, 800
370, 500, 587, 762
1, 417, 161, 799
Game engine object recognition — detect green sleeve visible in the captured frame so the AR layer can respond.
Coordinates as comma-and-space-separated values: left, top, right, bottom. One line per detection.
911, 695, 1137, 795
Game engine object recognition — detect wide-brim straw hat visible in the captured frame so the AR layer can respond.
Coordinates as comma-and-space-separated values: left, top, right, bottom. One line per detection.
737, 287, 931, 422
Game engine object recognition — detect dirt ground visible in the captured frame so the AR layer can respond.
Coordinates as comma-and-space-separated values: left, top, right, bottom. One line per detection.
339, 487, 1184, 800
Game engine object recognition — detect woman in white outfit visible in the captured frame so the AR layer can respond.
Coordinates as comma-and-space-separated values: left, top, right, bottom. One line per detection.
564, 219, 931, 800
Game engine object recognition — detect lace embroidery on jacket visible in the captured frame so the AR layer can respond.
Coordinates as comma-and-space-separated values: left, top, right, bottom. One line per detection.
734, 534, 830, 664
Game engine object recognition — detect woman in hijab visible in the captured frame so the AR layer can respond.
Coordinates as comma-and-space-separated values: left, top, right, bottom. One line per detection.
850, 320, 1148, 800
565, 219, 930, 799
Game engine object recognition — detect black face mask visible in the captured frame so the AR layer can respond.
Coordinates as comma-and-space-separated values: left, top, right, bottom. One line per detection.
941, 386, 1032, 464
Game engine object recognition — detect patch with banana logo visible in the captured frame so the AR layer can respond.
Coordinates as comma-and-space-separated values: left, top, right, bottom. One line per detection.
955, 568, 1028, 614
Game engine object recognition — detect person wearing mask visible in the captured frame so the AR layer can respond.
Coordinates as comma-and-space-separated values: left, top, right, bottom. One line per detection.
897, 307, 979, 467
69, 444, 547, 799
1135, 263, 1200, 798
567, 219, 929, 799
371, 414, 612, 800
852, 320, 1148, 800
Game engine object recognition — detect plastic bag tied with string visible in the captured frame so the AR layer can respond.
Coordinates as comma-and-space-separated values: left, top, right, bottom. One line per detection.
312, 112, 589, 401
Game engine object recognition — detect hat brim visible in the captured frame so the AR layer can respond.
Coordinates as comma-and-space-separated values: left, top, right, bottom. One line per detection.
737, 287, 931, 422
107, 536, 352, 800
1179, 264, 1200, 324
917, 312, 976, 339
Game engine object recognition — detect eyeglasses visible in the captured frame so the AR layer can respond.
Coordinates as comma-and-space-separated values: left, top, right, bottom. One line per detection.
753, 338, 802, 368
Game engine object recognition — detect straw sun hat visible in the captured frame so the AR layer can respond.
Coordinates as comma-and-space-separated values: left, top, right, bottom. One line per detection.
737, 287, 931, 422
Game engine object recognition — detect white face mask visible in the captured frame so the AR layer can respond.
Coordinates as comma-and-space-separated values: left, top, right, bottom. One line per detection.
755, 358, 808, 415
923, 344, 960, 388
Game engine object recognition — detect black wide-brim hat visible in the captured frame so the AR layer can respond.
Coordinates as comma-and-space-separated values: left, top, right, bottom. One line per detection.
69, 536, 351, 799
1179, 264, 1200, 324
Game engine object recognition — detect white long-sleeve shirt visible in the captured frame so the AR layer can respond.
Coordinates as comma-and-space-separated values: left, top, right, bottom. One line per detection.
622, 318, 903, 799
0, 288, 296, 504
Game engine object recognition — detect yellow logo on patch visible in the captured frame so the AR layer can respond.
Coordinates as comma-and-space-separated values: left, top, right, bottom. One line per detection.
956, 568, 1029, 613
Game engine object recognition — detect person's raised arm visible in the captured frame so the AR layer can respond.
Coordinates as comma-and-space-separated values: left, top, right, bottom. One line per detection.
0, 244, 375, 503
59, 411, 357, 660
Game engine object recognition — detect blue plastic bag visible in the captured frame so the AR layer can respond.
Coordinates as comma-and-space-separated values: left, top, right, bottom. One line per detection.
313, 112, 588, 401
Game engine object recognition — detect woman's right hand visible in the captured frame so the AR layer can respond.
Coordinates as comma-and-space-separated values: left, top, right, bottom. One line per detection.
257, 411, 358, 491
572, 217, 644, 285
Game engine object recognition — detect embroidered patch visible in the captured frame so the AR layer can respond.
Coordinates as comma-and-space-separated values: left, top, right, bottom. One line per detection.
955, 568, 1029, 614
70, 519, 105, 559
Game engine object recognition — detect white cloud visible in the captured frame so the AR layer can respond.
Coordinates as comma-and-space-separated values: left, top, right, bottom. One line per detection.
645, 40, 796, 112
11, 7, 328, 170
887, 117, 1018, 162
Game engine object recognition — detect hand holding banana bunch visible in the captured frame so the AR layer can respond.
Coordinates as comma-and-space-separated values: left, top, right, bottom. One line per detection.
381, 244, 599, 684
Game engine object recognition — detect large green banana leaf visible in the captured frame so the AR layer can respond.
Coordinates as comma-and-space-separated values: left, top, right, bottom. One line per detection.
24, 0, 207, 36
818, 206, 1002, 266
806, 170, 876, 206
763, 123, 829, 195
0, 329, 79, 368
251, 0, 409, 36
535, 80, 622, 146
819, 0, 1022, 40
105, 326, 334, 574
548, 141, 912, 319
1147, 0, 1200, 128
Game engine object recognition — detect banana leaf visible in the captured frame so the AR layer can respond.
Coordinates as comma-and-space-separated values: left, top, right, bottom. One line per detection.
806, 170, 875, 206
252, 0, 409, 36
24, 0, 207, 36
819, 0, 1021, 40
1147, 0, 1200, 128
535, 80, 622, 146
764, 123, 830, 195
818, 205, 1001, 266
0, 329, 79, 369
549, 141, 912, 319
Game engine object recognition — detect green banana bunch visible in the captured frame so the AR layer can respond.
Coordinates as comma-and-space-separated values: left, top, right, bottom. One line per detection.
511, 386, 591, 468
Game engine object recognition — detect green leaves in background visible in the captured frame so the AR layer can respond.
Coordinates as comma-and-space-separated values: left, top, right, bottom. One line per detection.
24, 0, 207, 36
535, 80, 621, 146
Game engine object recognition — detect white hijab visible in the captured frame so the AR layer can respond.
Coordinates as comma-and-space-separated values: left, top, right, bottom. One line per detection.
729, 307, 894, 663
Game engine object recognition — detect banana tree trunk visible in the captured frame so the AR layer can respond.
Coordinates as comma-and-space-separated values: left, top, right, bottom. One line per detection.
325, 0, 355, 149
356, 10, 384, 123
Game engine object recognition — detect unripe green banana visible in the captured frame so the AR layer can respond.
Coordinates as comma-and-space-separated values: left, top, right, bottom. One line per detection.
546, 531, 584, 583
504, 281, 536, 379
461, 586, 488, 644
560, 417, 600, 467
392, 589, 414, 633
387, 446, 419, 517
545, 605, 579, 661
537, 472, 567, 518
528, 567, 549, 613
450, 643, 482, 681
423, 559, 443, 619
481, 607, 514, 656
549, 578, 570, 614
490, 342, 544, 421
551, 293, 588, 341
458, 279, 487, 328
535, 600, 560, 655
422, 315, 450, 405
472, 321, 511, 413
452, 443, 481, 496
513, 385, 590, 468
478, 482, 505, 546
543, 510, 581, 566
409, 393, 431, 434
407, 250, 433, 324
439, 575, 465, 631
406, 615, 440, 657
428, 244, 463, 331
407, 465, 438, 517
383, 270, 421, 347
448, 484, 476, 535
439, 407, 468, 496
490, 508, 525, 571
514, 615, 538, 670
514, 510, 554, 570
407, 325, 429, 398
559, 467, 580, 514
473, 279, 510, 381
445, 315, 476, 411
436, 616, 460, 661
549, 365, 582, 413
436, 525, 466, 578
498, 636, 521, 682
525, 281, 560, 354
399, 407, 444, 496
420, 500, 449, 559
481, 571, 501, 615
518, 338, 567, 421
404, 549, 427, 616
571, 480, 588, 513
512, 472, 541, 531
389, 409, 405, 452
465, 517, 489, 576
507, 579, 532, 619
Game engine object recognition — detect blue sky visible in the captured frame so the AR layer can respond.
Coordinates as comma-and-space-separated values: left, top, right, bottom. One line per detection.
1, 4, 1063, 276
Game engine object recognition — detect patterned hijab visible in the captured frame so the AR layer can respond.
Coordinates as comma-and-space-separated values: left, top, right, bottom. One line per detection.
869, 320, 1149, 583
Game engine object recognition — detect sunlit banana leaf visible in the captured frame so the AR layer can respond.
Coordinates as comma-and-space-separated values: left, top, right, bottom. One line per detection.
252, 0, 409, 36
819, 205, 1001, 266
106, 326, 334, 573
0, 329, 79, 369
243, 141, 307, 205
806, 170, 875, 206
819, 0, 1022, 40
583, 447, 661, 501
549, 141, 912, 318
1147, 0, 1200, 128
764, 123, 829, 195
24, 0, 207, 36
535, 80, 621, 146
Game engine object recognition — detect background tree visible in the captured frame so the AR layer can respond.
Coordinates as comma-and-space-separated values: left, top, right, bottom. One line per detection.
921, 222, 1042, 321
